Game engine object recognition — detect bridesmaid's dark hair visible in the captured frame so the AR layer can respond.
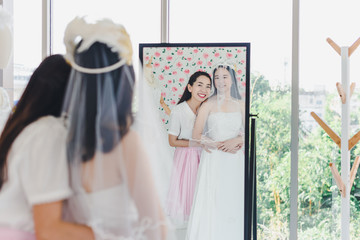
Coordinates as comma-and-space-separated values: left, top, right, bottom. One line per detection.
177, 71, 211, 105
0, 55, 71, 190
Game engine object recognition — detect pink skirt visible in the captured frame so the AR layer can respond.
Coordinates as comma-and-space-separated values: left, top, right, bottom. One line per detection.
166, 147, 202, 226
0, 228, 35, 240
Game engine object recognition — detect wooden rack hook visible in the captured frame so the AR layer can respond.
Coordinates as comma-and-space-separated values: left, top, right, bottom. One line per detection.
327, 37, 341, 56
350, 82, 356, 97
350, 156, 360, 189
348, 37, 360, 57
349, 131, 360, 150
310, 112, 341, 147
336, 82, 346, 104
329, 163, 346, 197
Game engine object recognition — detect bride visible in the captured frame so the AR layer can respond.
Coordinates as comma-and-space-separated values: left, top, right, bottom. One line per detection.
186, 64, 245, 240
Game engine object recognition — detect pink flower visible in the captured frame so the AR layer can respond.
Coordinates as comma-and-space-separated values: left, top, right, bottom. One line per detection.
203, 53, 209, 59
187, 57, 192, 61
237, 69, 242, 75
161, 92, 166, 97
164, 65, 170, 70
166, 47, 171, 51
184, 69, 190, 74
179, 78, 185, 83
178, 94, 182, 98
237, 49, 242, 53
171, 100, 176, 105
172, 71, 177, 75
177, 50, 183, 55
166, 55, 173, 61
154, 62, 160, 68
241, 60, 245, 64
226, 53, 233, 58
214, 52, 220, 57
159, 74, 164, 80
162, 118, 165, 123
194, 49, 199, 53
176, 62, 182, 67
207, 61, 212, 67
172, 87, 178, 92
155, 52, 161, 57
241, 81, 246, 87
145, 56, 150, 61
197, 60, 203, 65
168, 80, 172, 84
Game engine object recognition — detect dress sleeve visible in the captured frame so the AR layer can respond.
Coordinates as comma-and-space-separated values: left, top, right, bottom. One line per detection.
19, 117, 72, 206
167, 106, 181, 137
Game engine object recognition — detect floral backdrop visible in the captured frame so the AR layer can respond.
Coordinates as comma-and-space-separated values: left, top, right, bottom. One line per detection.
142, 45, 248, 131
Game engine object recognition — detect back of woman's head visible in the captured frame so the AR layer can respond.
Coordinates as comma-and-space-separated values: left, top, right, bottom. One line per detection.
68, 41, 135, 162
177, 71, 211, 105
0, 54, 71, 190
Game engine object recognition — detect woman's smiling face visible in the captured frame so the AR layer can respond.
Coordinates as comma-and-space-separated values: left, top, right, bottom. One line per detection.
214, 67, 232, 94
188, 75, 212, 103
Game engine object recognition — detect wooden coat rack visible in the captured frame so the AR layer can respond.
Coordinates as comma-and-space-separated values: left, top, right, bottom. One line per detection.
311, 37, 360, 240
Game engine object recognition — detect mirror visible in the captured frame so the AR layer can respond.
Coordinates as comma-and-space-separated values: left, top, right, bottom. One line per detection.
139, 43, 250, 239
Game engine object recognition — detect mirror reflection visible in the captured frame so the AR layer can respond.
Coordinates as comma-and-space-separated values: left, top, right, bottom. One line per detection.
140, 44, 249, 239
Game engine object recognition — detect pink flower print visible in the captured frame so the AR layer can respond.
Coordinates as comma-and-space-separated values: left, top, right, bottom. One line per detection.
161, 92, 166, 97
187, 57, 192, 61
172, 87, 178, 92
241, 81, 246, 87
178, 94, 182, 98
237, 49, 242, 53
154, 62, 160, 68
177, 50, 183, 56
226, 53, 233, 58
197, 60, 203, 66
162, 118, 165, 123
159, 74, 164, 80
171, 100, 176, 105
155, 52, 161, 57
166, 47, 171, 51
176, 62, 182, 67
166, 55, 173, 61
184, 69, 190, 74
179, 78, 185, 83
172, 71, 177, 75
194, 49, 199, 53
214, 52, 220, 57
164, 65, 170, 70
168, 80, 172, 84
207, 61, 212, 67
241, 60, 245, 64
203, 53, 209, 59
145, 56, 150, 61
237, 69, 242, 75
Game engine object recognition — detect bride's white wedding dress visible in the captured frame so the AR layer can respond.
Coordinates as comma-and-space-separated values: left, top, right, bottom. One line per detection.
186, 111, 244, 240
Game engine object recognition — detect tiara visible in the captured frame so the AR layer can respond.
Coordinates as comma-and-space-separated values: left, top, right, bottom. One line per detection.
213, 62, 236, 71
63, 17, 133, 74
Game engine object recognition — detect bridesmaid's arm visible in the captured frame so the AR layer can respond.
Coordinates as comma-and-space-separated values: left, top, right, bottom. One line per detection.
192, 101, 219, 151
33, 201, 94, 240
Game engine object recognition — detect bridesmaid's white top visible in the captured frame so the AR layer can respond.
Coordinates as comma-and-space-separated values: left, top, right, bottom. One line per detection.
168, 101, 196, 140
0, 116, 72, 233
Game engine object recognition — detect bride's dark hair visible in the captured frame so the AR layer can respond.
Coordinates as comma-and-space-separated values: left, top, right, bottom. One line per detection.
66, 41, 135, 163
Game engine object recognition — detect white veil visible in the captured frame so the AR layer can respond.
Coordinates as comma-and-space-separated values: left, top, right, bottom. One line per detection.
62, 17, 175, 240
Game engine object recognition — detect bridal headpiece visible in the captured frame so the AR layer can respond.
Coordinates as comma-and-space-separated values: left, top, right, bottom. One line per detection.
63, 17, 133, 74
